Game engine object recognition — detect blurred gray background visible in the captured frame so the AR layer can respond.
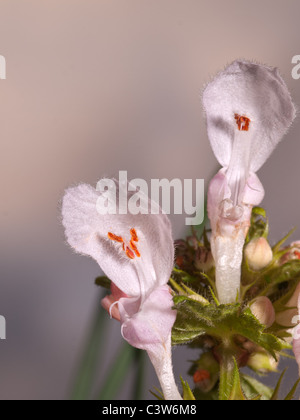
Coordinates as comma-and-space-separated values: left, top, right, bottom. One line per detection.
1, 0, 300, 399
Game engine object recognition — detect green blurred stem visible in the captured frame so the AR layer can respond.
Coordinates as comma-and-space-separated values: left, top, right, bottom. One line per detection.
132, 349, 146, 400
98, 342, 135, 400
71, 294, 107, 400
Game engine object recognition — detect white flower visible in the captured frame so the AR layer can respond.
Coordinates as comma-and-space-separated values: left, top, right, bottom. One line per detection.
203, 60, 295, 303
276, 282, 300, 375
62, 182, 182, 400
293, 292, 300, 376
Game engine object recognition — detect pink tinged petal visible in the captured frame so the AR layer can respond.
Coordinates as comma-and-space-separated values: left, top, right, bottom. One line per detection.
119, 286, 176, 349
147, 335, 182, 400
101, 283, 128, 321
203, 60, 296, 173
119, 286, 181, 400
61, 183, 174, 297
101, 295, 121, 321
208, 171, 263, 303
294, 293, 300, 375
293, 325, 300, 376
243, 173, 265, 206
276, 283, 300, 331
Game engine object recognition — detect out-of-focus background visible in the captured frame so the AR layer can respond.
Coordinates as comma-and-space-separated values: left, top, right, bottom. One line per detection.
1, 0, 300, 399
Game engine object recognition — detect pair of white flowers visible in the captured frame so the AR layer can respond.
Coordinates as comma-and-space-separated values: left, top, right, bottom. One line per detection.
62, 60, 298, 399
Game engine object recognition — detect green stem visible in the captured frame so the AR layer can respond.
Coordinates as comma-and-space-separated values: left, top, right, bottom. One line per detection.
98, 342, 135, 400
70, 293, 107, 400
218, 345, 246, 401
132, 349, 146, 400
219, 349, 235, 401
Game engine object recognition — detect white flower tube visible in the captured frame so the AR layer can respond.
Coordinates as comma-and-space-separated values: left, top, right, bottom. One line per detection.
203, 60, 295, 304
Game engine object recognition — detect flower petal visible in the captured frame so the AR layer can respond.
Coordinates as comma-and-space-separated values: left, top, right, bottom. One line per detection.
293, 324, 300, 376
101, 283, 127, 321
119, 285, 176, 349
62, 183, 174, 297
118, 285, 181, 400
276, 282, 300, 329
207, 170, 259, 303
203, 60, 295, 172
147, 334, 182, 400
293, 292, 300, 375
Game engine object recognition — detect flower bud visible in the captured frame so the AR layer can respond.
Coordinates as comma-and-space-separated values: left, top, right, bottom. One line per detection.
247, 351, 279, 373
244, 237, 273, 271
249, 296, 275, 328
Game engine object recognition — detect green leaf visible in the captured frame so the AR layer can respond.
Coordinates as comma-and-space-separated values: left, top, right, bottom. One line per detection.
208, 286, 220, 306
284, 378, 300, 400
247, 207, 269, 242
150, 387, 164, 400
171, 268, 198, 284
95, 276, 111, 289
228, 359, 246, 400
272, 228, 296, 254
252, 207, 267, 218
180, 377, 196, 400
241, 374, 273, 401
260, 260, 300, 295
219, 356, 245, 400
172, 298, 286, 358
270, 369, 287, 401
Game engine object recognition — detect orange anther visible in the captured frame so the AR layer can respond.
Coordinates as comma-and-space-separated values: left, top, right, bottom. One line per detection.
193, 369, 210, 384
125, 246, 135, 260
130, 228, 139, 242
130, 240, 141, 257
108, 229, 141, 259
108, 232, 124, 243
234, 114, 251, 131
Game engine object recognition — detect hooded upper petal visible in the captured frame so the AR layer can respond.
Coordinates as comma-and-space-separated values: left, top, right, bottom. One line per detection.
118, 285, 181, 400
62, 182, 174, 298
203, 60, 296, 173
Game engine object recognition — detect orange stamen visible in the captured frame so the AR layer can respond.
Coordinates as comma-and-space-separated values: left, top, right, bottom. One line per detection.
130, 228, 139, 242
108, 232, 124, 243
108, 229, 141, 259
125, 246, 135, 259
130, 240, 141, 257
234, 114, 251, 131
